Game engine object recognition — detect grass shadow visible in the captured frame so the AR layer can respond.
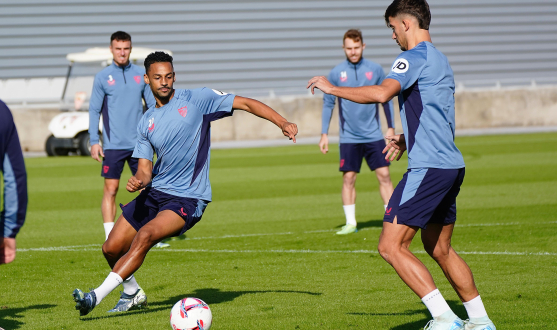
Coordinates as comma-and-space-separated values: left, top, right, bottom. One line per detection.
348, 300, 467, 330
0, 304, 56, 330
357, 219, 384, 229
334, 219, 384, 230
81, 287, 321, 321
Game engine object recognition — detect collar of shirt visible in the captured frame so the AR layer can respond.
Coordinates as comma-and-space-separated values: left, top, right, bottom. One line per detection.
111, 61, 132, 70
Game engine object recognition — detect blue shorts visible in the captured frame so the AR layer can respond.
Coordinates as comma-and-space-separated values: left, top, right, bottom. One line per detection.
101, 149, 138, 179
339, 140, 390, 172
383, 168, 465, 229
120, 187, 208, 236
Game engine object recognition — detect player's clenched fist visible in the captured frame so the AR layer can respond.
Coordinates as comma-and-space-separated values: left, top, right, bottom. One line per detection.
281, 121, 298, 143
126, 176, 143, 192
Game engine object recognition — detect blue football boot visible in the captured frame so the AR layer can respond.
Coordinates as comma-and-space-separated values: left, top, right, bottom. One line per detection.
73, 289, 97, 316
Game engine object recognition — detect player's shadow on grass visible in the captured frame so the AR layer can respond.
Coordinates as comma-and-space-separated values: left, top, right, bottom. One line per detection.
153, 287, 322, 307
335, 219, 383, 229
348, 300, 467, 330
81, 287, 321, 321
0, 304, 55, 329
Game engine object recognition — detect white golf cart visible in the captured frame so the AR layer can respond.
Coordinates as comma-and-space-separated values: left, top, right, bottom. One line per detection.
45, 47, 172, 156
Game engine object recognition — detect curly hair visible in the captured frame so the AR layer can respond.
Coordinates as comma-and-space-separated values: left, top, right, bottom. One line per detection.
144, 51, 174, 73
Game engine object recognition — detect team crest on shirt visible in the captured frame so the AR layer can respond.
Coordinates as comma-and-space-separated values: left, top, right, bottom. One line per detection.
134, 76, 141, 84
148, 117, 155, 132
107, 75, 115, 86
391, 58, 409, 73
365, 72, 373, 80
178, 106, 188, 117
340, 71, 348, 82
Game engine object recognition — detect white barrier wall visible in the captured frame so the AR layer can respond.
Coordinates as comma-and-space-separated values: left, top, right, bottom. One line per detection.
11, 86, 557, 152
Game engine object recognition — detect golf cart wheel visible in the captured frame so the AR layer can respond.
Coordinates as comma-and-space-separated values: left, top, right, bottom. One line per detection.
45, 135, 70, 156
45, 135, 56, 156
77, 132, 91, 156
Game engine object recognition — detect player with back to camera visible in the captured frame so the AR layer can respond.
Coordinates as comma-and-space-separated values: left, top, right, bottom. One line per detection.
0, 100, 27, 265
73, 51, 298, 316
320, 29, 395, 235
89, 31, 172, 248
307, 0, 496, 329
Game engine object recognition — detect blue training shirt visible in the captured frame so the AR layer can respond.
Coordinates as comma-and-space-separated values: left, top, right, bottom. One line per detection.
133, 88, 235, 201
0, 100, 27, 239
89, 61, 156, 150
322, 58, 394, 144
386, 42, 465, 169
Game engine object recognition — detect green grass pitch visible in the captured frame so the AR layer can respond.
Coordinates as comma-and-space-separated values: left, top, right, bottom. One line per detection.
1, 132, 556, 329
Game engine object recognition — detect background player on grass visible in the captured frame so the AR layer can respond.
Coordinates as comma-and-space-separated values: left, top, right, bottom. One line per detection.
73, 51, 298, 316
308, 0, 496, 329
88, 31, 158, 243
320, 29, 395, 235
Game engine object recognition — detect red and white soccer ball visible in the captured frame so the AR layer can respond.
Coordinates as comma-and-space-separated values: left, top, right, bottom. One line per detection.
170, 297, 212, 330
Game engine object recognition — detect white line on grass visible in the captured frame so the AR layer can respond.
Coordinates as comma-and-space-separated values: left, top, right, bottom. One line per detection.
152, 248, 557, 256
17, 245, 557, 256
16, 221, 556, 255
183, 220, 557, 240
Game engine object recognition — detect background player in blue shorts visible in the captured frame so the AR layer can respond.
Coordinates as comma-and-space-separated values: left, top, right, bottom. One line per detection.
88, 31, 157, 242
73, 51, 298, 316
308, 1, 496, 329
0, 100, 27, 265
320, 29, 395, 235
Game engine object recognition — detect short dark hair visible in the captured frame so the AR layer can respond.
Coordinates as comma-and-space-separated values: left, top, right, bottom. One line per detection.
343, 29, 363, 44
384, 0, 431, 30
110, 31, 131, 43
144, 51, 173, 72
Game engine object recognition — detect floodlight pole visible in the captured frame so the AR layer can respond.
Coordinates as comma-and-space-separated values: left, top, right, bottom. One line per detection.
61, 62, 74, 101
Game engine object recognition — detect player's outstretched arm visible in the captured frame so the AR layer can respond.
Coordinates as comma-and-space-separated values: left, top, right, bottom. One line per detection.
307, 77, 401, 105
232, 96, 298, 143
382, 134, 407, 161
127, 158, 153, 192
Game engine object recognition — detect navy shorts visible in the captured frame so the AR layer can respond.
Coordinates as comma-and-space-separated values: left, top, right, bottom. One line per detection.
120, 187, 208, 236
383, 168, 465, 229
101, 149, 138, 179
339, 140, 390, 172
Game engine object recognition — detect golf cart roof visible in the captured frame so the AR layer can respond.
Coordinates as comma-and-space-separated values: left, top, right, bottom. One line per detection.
66, 47, 173, 63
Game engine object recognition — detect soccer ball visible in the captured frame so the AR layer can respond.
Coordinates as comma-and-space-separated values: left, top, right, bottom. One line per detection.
170, 297, 212, 330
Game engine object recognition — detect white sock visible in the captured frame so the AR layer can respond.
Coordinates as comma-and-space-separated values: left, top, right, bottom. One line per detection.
122, 274, 140, 295
93, 272, 123, 305
421, 289, 451, 318
103, 222, 115, 241
463, 295, 488, 319
343, 204, 356, 226
384, 205, 388, 211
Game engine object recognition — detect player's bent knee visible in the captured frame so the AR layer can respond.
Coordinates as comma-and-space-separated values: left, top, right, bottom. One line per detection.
425, 243, 451, 261
377, 242, 393, 263
102, 239, 126, 259
134, 229, 158, 248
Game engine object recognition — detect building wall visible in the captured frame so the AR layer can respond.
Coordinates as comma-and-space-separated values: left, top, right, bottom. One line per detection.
13, 86, 557, 151
2, 0, 557, 99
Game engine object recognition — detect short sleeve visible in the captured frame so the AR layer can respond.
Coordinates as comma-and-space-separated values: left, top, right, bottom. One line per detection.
132, 117, 154, 161
192, 88, 236, 121
386, 50, 427, 91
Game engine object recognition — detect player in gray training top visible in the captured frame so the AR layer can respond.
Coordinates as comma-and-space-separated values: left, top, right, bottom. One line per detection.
73, 51, 298, 316
320, 29, 395, 235
88, 31, 157, 242
308, 1, 495, 329
0, 100, 27, 265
